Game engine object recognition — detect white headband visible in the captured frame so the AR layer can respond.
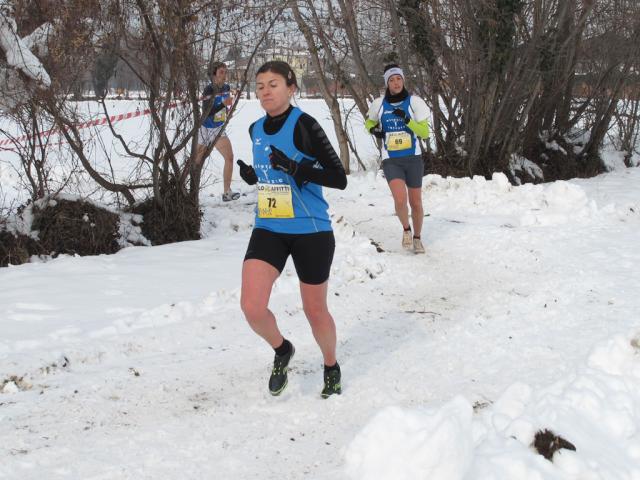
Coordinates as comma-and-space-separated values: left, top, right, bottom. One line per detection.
383, 67, 404, 86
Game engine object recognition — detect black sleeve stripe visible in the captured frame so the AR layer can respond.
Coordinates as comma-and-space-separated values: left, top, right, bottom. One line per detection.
291, 113, 347, 190
295, 114, 344, 171
310, 123, 343, 170
294, 113, 316, 156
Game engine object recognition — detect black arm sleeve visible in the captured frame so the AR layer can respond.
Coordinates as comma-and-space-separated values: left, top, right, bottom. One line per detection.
292, 114, 347, 190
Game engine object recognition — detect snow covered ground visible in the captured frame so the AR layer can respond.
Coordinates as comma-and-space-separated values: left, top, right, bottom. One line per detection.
1, 100, 640, 479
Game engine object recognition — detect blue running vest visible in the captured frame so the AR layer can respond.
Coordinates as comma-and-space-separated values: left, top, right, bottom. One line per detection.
251, 107, 332, 234
380, 96, 417, 158
203, 83, 230, 128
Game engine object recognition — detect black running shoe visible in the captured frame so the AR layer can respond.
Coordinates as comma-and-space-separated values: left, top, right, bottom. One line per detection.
321, 366, 342, 399
268, 345, 295, 396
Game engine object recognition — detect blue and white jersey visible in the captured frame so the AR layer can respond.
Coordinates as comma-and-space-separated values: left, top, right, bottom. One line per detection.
380, 96, 417, 158
202, 83, 230, 129
367, 93, 430, 159
251, 107, 331, 234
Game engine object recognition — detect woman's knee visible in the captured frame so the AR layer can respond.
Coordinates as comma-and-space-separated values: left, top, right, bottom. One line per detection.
409, 200, 423, 213
302, 298, 329, 321
303, 307, 321, 323
240, 296, 267, 322
393, 197, 408, 211
408, 193, 423, 211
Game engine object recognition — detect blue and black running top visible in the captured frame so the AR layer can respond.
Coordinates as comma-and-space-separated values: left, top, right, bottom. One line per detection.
202, 82, 230, 128
249, 105, 347, 234
380, 95, 417, 158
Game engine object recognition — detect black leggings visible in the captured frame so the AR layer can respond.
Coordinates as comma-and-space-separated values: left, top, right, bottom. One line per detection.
244, 228, 335, 285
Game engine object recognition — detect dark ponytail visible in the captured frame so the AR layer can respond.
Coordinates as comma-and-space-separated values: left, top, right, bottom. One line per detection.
256, 60, 298, 88
383, 63, 400, 73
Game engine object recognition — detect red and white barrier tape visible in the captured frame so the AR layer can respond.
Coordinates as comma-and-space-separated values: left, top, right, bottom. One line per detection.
0, 95, 213, 149
0, 105, 164, 148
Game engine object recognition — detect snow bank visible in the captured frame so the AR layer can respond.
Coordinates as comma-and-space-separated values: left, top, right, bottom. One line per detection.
332, 214, 386, 285
345, 330, 640, 480
344, 396, 474, 480
421, 172, 638, 226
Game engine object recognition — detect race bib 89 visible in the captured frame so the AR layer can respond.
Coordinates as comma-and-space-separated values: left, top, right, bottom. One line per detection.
386, 131, 412, 151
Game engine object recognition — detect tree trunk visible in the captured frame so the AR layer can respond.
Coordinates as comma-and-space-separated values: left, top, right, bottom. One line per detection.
292, 1, 351, 173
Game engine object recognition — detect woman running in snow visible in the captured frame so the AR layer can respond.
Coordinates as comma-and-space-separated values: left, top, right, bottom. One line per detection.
366, 64, 430, 254
236, 60, 347, 398
194, 61, 239, 202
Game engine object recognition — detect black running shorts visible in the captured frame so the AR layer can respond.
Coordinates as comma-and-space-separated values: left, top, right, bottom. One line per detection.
381, 155, 424, 188
244, 228, 336, 285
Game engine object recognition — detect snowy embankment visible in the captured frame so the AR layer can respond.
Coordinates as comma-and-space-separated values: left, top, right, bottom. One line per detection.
1, 98, 640, 479
345, 333, 640, 480
339, 171, 640, 480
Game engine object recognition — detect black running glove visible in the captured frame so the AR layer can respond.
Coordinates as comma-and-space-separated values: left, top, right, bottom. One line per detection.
392, 108, 410, 124
269, 145, 310, 189
369, 124, 385, 139
269, 145, 299, 175
237, 159, 258, 185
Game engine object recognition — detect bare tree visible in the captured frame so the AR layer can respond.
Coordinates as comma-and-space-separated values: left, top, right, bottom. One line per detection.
290, 0, 397, 172
0, 102, 55, 201
614, 97, 640, 167
0, 2, 51, 110
393, 0, 640, 181
10, 0, 286, 243
291, 1, 353, 172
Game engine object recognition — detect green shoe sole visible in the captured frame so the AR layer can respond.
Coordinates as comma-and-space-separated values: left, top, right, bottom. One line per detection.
321, 384, 341, 399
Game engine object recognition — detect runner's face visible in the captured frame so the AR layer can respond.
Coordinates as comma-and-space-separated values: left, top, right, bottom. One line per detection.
388, 74, 404, 95
256, 71, 295, 116
213, 67, 227, 85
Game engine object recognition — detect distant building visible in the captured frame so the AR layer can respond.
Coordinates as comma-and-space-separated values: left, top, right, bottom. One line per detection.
223, 46, 357, 98
223, 46, 313, 96
253, 47, 310, 83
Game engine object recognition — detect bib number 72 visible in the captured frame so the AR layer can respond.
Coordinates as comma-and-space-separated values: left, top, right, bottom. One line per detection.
257, 184, 294, 218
